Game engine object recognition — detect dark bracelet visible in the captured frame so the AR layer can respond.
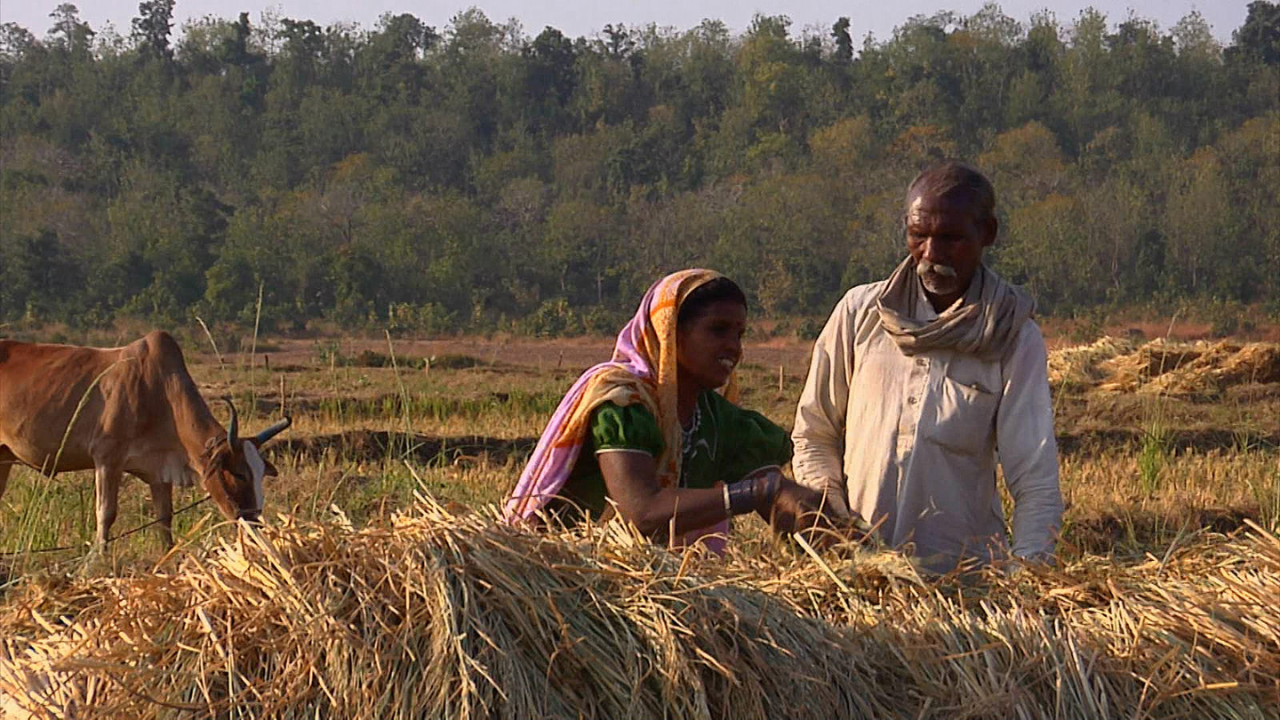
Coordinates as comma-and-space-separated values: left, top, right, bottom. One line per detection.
725, 471, 781, 516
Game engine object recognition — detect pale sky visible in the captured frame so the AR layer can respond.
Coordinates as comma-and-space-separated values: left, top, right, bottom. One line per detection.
1, 0, 1247, 45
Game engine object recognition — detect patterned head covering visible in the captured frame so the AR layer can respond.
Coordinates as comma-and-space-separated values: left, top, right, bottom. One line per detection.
503, 269, 738, 549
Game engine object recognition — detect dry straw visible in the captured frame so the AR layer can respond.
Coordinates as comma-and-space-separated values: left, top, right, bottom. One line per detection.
1048, 337, 1280, 398
1047, 336, 1137, 391
1, 501, 1278, 719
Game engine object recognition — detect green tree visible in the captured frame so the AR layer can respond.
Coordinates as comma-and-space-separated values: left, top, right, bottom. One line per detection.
1232, 1, 1280, 65
832, 18, 853, 64
132, 0, 175, 64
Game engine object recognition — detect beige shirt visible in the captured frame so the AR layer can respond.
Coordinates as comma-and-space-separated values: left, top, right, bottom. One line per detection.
792, 278, 1063, 570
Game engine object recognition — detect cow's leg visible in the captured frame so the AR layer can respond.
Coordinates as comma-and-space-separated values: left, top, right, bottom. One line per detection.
0, 447, 12, 502
92, 462, 124, 552
147, 479, 175, 548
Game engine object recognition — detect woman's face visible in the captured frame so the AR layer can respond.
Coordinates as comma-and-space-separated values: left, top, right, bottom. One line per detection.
676, 299, 746, 391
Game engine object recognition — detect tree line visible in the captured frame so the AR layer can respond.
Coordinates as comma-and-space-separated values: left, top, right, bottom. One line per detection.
1, 2, 1277, 336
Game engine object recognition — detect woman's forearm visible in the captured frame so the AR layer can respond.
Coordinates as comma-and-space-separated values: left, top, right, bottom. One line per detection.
598, 453, 783, 538
624, 486, 728, 537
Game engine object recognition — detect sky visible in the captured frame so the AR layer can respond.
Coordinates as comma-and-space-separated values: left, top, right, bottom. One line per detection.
0, 1, 1248, 45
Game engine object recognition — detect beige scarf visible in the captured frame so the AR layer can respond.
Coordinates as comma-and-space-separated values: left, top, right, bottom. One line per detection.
876, 256, 1035, 359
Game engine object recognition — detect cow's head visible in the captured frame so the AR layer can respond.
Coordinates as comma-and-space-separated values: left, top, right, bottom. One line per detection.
202, 401, 291, 523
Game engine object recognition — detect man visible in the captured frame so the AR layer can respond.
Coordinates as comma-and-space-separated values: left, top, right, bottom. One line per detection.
792, 161, 1062, 572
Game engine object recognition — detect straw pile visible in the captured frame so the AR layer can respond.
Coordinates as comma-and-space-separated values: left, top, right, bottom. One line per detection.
2, 502, 1278, 720
1095, 338, 1206, 393
1143, 341, 1280, 397
1049, 337, 1280, 397
1047, 336, 1137, 390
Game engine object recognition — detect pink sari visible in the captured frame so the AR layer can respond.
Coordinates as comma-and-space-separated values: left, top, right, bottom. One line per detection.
503, 269, 738, 552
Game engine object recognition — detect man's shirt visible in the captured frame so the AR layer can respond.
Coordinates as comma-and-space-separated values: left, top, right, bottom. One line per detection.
792, 278, 1063, 570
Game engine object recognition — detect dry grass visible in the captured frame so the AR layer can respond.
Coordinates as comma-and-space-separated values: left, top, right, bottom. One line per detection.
1144, 342, 1280, 397
1, 498, 1277, 720
1047, 336, 1138, 391
2, 333, 1278, 718
1052, 337, 1280, 398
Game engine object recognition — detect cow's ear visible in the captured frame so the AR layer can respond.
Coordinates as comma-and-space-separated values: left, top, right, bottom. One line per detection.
263, 459, 279, 478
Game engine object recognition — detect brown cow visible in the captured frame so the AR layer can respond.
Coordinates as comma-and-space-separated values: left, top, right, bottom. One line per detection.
0, 330, 290, 550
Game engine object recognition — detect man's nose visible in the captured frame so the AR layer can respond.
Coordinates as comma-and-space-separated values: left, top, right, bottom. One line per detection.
920, 237, 942, 261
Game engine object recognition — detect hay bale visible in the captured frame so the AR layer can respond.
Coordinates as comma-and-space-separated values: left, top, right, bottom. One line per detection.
1047, 337, 1135, 391
1142, 341, 1280, 398
1078, 338, 1280, 397
1096, 338, 1207, 393
1213, 343, 1280, 386
1, 503, 1278, 719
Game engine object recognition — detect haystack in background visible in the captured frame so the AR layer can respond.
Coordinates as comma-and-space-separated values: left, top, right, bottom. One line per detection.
1, 501, 1277, 720
1145, 341, 1280, 397
1048, 336, 1280, 397
1046, 336, 1136, 390
1095, 338, 1205, 393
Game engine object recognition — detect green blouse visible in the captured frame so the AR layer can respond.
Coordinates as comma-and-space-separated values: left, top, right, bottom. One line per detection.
552, 390, 793, 521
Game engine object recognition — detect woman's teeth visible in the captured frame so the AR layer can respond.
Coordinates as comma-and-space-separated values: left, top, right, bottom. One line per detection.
718, 358, 736, 371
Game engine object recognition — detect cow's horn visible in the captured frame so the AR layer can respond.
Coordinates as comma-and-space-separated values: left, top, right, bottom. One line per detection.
224, 399, 240, 446
254, 416, 292, 446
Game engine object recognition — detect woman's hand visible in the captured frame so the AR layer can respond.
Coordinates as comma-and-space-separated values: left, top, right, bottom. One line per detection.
726, 466, 784, 515
760, 482, 830, 535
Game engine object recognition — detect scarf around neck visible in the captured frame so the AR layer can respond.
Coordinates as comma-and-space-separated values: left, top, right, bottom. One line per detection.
875, 256, 1035, 359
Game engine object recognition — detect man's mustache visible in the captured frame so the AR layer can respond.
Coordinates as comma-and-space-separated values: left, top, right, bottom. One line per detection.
917, 259, 958, 278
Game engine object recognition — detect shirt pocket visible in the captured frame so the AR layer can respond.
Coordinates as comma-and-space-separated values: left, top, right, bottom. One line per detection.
928, 376, 999, 456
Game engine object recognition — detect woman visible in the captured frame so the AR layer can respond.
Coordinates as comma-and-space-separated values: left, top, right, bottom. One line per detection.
504, 269, 823, 551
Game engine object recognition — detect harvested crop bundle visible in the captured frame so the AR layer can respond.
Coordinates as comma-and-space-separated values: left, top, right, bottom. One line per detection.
1050, 337, 1280, 398
1047, 336, 1136, 390
1096, 338, 1206, 393
1, 502, 1277, 720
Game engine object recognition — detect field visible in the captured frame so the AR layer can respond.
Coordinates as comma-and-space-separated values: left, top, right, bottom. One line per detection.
1, 330, 1278, 718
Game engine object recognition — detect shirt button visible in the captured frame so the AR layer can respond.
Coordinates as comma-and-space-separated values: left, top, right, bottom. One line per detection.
907, 396, 917, 405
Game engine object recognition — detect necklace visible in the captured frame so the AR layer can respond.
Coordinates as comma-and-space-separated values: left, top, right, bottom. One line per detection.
681, 402, 701, 451
678, 402, 702, 488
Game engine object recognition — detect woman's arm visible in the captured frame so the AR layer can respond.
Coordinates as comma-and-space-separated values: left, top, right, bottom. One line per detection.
599, 451, 777, 537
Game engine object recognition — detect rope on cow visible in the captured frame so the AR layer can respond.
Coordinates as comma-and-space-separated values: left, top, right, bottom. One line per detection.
0, 495, 212, 558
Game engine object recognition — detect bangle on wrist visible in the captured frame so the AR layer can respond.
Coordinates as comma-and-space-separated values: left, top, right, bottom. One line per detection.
726, 478, 759, 516
722, 482, 733, 518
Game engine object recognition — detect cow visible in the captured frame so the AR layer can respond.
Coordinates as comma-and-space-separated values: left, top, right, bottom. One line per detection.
0, 330, 290, 550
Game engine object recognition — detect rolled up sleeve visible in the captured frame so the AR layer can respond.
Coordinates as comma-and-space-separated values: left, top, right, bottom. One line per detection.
996, 322, 1064, 562
792, 294, 854, 517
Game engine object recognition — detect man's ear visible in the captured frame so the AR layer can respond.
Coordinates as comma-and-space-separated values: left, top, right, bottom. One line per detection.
982, 215, 999, 247
263, 459, 279, 478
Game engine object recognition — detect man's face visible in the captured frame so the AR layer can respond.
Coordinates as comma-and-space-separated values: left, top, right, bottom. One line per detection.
905, 191, 996, 307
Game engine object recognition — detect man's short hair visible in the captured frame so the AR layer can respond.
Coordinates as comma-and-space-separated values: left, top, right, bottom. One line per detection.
906, 161, 996, 224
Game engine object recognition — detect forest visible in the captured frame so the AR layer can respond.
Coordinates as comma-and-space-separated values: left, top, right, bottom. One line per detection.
1, 2, 1277, 335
